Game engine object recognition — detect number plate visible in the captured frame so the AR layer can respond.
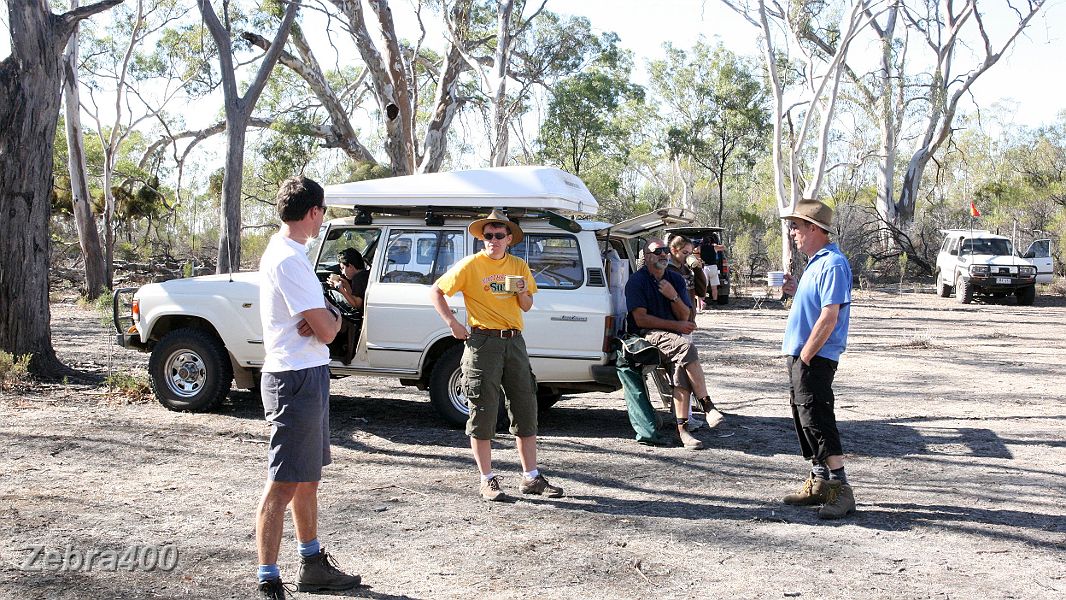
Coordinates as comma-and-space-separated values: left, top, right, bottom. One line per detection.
995, 277, 1011, 284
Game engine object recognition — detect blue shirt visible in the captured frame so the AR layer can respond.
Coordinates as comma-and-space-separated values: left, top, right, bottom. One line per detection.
624, 266, 692, 333
782, 243, 852, 361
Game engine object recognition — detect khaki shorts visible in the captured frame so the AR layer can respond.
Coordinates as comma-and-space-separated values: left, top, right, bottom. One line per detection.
461, 332, 538, 439
642, 329, 700, 391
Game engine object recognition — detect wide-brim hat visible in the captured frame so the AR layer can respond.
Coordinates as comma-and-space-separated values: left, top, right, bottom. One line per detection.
782, 198, 835, 234
468, 208, 524, 246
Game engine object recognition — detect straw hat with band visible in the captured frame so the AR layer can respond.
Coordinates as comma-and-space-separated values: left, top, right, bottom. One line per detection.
782, 198, 835, 234
468, 208, 524, 246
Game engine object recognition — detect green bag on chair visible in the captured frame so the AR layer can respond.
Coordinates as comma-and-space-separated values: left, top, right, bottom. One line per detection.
615, 351, 672, 446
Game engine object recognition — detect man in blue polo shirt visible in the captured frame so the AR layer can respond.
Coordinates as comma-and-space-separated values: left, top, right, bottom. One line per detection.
779, 199, 855, 519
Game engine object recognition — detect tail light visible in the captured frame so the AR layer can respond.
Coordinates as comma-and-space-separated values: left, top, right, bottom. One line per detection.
131, 299, 140, 321
602, 316, 615, 353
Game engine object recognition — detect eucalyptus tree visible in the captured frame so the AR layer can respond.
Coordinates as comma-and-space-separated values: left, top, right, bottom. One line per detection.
1, 0, 123, 377
197, 0, 300, 274
62, 0, 108, 298
648, 40, 769, 225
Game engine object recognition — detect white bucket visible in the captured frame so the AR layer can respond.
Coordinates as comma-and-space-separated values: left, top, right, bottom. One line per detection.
767, 271, 785, 287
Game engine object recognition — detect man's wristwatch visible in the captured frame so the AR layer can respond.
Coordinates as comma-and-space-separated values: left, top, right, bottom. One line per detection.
670, 296, 681, 303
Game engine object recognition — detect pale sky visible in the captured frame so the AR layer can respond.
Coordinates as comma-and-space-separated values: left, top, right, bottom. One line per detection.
2, 0, 1063, 128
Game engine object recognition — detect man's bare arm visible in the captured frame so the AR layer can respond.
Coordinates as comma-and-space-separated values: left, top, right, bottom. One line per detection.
800, 304, 840, 364
631, 307, 696, 335
300, 307, 341, 344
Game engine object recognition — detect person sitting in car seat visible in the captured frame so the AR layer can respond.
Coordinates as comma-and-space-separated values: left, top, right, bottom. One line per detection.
328, 248, 370, 311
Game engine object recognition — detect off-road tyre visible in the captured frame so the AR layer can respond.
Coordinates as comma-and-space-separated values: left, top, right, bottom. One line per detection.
935, 270, 951, 297
954, 274, 973, 304
1016, 284, 1036, 306
148, 328, 233, 412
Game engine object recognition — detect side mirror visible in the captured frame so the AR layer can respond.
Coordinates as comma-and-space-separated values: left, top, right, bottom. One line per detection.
949, 249, 958, 256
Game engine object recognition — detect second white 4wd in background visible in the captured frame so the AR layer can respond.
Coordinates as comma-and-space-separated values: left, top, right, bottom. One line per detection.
933, 229, 1052, 305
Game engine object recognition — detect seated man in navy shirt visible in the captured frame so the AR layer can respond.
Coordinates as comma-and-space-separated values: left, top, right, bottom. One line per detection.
624, 239, 726, 450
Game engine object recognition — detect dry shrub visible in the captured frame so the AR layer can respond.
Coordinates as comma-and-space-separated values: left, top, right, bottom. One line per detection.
105, 372, 152, 404
0, 351, 32, 391
1046, 276, 1066, 297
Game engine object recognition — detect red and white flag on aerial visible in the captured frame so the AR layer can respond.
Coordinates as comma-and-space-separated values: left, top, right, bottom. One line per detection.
970, 201, 981, 217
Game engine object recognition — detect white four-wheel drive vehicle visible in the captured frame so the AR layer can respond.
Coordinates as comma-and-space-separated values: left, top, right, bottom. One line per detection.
113, 166, 691, 426
933, 229, 1052, 305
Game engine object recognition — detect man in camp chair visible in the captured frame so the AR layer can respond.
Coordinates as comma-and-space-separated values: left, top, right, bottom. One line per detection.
624, 239, 726, 450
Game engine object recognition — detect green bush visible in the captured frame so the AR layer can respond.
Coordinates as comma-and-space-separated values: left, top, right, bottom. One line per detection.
105, 372, 151, 402
0, 351, 32, 391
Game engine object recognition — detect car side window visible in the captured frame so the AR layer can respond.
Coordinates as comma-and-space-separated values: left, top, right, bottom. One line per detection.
314, 227, 380, 273
380, 229, 464, 285
511, 233, 583, 289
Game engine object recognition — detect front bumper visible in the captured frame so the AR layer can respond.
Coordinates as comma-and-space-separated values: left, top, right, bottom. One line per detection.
966, 274, 1036, 291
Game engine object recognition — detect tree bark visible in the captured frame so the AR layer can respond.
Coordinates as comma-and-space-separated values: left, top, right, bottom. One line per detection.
0, 0, 122, 378
62, 1, 108, 298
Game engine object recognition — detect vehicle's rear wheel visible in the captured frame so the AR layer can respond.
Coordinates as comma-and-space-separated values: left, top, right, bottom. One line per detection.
537, 389, 563, 411
148, 328, 232, 412
935, 270, 951, 297
428, 345, 507, 429
954, 274, 973, 304
1016, 284, 1036, 306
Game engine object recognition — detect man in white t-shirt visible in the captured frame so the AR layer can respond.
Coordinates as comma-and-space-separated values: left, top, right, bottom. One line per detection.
254, 177, 360, 599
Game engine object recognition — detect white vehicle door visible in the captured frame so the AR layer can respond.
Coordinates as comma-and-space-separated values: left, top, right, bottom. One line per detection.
510, 231, 610, 382
365, 227, 467, 371
1024, 239, 1053, 284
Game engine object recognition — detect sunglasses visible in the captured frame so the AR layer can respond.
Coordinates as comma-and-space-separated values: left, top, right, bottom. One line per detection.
483, 232, 510, 241
646, 247, 669, 255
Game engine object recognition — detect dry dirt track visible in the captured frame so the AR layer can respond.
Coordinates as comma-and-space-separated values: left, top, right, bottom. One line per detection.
1, 290, 1064, 599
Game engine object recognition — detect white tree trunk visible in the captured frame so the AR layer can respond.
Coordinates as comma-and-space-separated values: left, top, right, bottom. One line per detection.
61, 4, 108, 298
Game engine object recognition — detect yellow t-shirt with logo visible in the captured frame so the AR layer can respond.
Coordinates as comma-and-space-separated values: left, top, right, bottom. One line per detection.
435, 252, 538, 330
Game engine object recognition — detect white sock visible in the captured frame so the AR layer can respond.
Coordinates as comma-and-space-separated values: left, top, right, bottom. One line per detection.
523, 469, 540, 480
480, 472, 496, 482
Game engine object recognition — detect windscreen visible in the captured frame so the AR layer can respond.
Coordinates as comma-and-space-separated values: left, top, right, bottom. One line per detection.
959, 238, 1013, 256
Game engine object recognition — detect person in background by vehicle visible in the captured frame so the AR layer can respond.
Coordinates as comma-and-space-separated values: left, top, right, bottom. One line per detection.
699, 235, 721, 306
625, 238, 726, 450
328, 247, 369, 311
430, 209, 564, 502
779, 198, 856, 520
666, 236, 700, 319
255, 177, 361, 599
687, 244, 709, 311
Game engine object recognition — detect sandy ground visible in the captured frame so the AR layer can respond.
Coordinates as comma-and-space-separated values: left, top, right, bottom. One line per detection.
1, 289, 1064, 599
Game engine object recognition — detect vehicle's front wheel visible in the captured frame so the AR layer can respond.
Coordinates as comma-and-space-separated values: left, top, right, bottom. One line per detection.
148, 328, 233, 412
1016, 284, 1036, 306
954, 274, 973, 304
935, 270, 951, 297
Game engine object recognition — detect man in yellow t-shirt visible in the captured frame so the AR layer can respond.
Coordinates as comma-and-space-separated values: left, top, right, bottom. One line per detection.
431, 209, 564, 502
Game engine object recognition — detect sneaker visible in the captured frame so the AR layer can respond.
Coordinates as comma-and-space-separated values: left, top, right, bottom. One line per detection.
258, 578, 295, 599
685, 412, 707, 431
295, 549, 361, 592
678, 427, 704, 450
519, 474, 564, 498
782, 476, 830, 506
818, 481, 856, 520
480, 475, 507, 501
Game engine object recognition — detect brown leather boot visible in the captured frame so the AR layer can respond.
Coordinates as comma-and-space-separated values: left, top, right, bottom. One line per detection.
818, 481, 856, 519
782, 476, 830, 506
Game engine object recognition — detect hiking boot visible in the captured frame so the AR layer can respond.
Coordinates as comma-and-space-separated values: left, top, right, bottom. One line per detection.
296, 549, 361, 592
519, 474, 564, 498
678, 427, 704, 450
258, 578, 294, 599
480, 475, 507, 501
818, 481, 856, 520
782, 476, 830, 506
